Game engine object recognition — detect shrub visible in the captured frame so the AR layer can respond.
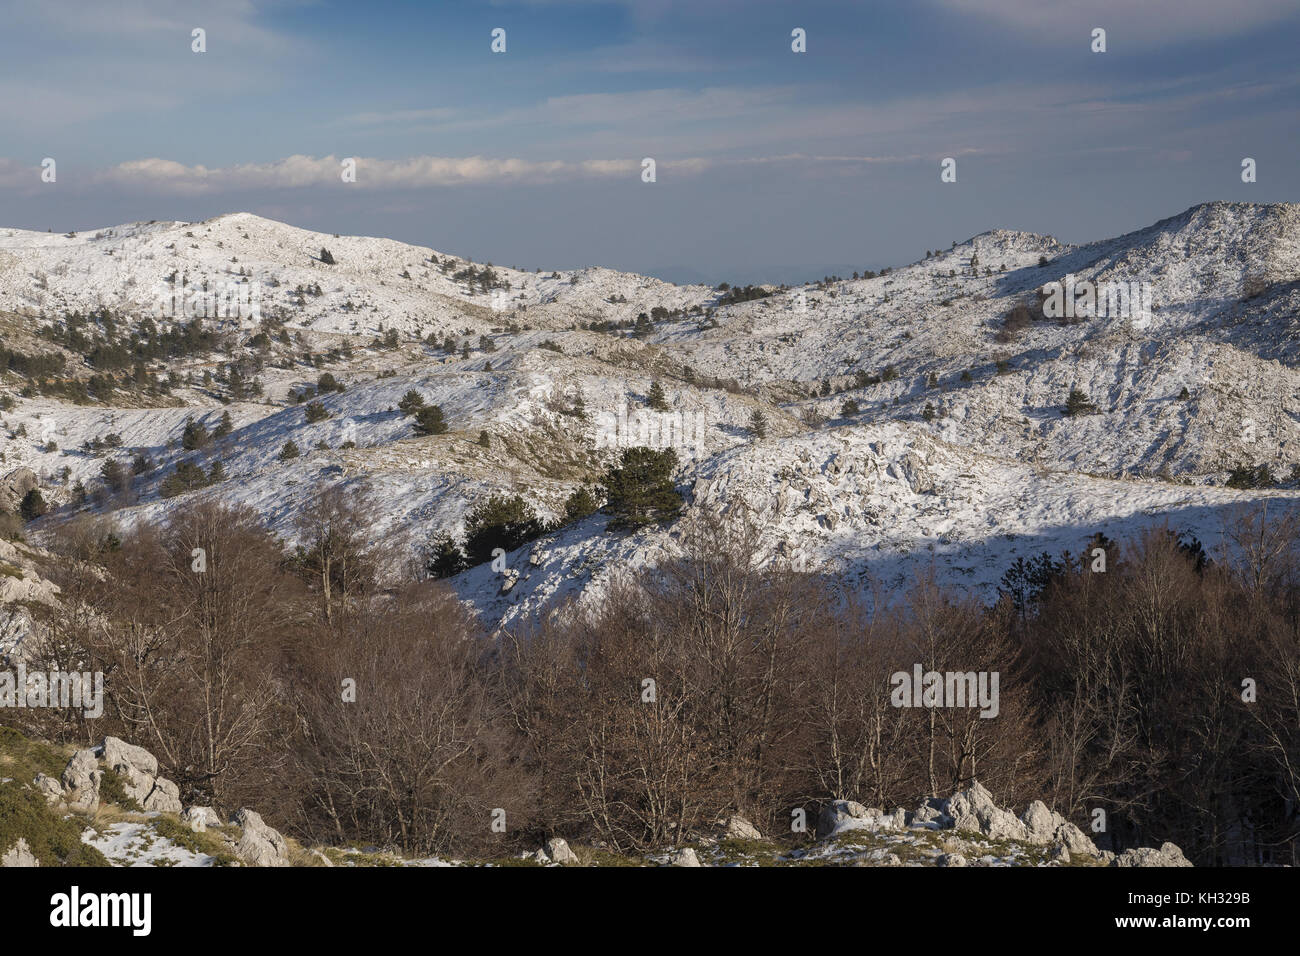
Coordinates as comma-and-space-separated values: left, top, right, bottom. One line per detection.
840, 399, 860, 417
19, 488, 47, 522
426, 533, 467, 579
398, 390, 426, 414
181, 417, 210, 450
279, 440, 300, 461
412, 405, 448, 436
563, 486, 599, 522
1063, 387, 1098, 417
305, 401, 330, 423
1226, 463, 1274, 490
600, 447, 683, 530
646, 380, 668, 411
463, 494, 545, 566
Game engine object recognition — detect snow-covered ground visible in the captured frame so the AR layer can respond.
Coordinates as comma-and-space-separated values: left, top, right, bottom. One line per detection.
2, 202, 1298, 626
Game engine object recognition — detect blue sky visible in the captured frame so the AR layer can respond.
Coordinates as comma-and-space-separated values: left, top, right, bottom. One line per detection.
0, 0, 1296, 284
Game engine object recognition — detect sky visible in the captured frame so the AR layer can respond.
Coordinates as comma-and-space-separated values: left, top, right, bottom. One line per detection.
0, 0, 1296, 285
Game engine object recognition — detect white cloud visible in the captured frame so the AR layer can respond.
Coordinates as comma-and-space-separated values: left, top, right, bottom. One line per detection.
91, 154, 646, 192
0, 151, 945, 196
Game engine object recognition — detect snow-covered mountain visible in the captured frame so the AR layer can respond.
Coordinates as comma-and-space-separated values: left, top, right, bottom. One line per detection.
2, 202, 1298, 627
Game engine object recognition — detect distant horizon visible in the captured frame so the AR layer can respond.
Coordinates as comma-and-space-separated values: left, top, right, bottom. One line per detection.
1, 0, 1295, 281
1, 196, 1281, 290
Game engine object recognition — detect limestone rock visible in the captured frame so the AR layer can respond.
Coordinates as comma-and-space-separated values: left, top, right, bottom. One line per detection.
143, 776, 182, 814
669, 847, 701, 867
182, 806, 222, 832
230, 808, 290, 867
1, 838, 39, 867
101, 736, 158, 777
818, 799, 901, 837
33, 772, 65, 805
944, 781, 1028, 841
544, 837, 579, 864
60, 748, 102, 813
1111, 842, 1192, 868
720, 815, 762, 841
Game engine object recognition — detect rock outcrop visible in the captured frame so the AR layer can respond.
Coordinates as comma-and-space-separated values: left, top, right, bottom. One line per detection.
543, 837, 579, 865
818, 781, 1192, 867
230, 808, 291, 867
1, 837, 40, 867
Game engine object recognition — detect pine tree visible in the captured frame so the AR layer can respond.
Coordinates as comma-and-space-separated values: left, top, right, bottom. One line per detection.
279, 440, 300, 460
413, 405, 448, 436
398, 389, 426, 414
748, 408, 768, 438
1063, 387, 1098, 417
20, 488, 48, 521
563, 486, 599, 522
181, 417, 211, 450
600, 447, 683, 530
646, 380, 668, 411
320, 247, 336, 265
213, 410, 234, 438
463, 494, 544, 565
100, 458, 129, 493
426, 533, 467, 579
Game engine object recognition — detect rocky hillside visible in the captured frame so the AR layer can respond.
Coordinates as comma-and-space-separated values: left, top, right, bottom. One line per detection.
0, 729, 1189, 868
0, 202, 1298, 627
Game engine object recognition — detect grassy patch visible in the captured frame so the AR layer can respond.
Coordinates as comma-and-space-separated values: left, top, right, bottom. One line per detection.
0, 724, 74, 783
151, 815, 239, 866
712, 837, 779, 866
0, 780, 109, 866
574, 845, 642, 867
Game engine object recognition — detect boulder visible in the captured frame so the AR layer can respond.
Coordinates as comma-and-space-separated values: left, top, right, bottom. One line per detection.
59, 748, 102, 813
98, 736, 182, 813
1, 838, 39, 867
33, 773, 65, 806
944, 781, 1028, 841
230, 808, 290, 867
1020, 799, 1099, 857
101, 736, 158, 778
818, 799, 900, 837
720, 815, 762, 841
669, 847, 701, 867
182, 806, 222, 833
0, 468, 38, 515
544, 837, 579, 865
142, 776, 182, 814
1111, 842, 1192, 868
911, 802, 949, 828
